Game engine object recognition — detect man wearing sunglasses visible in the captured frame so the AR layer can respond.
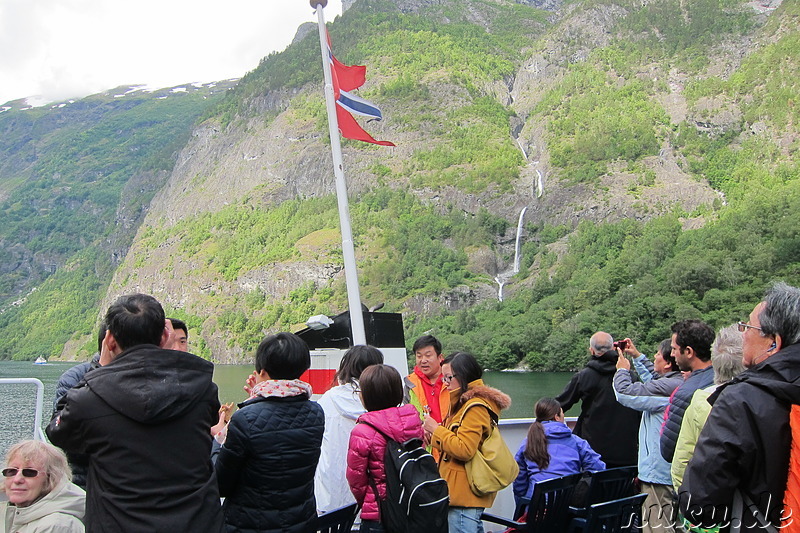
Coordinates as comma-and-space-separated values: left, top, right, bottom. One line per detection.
680, 282, 800, 531
46, 293, 224, 533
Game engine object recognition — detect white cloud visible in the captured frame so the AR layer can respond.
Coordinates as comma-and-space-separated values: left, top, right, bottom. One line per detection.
0, 0, 342, 105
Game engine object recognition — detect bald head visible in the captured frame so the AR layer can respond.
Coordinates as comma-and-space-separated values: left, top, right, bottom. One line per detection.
590, 331, 614, 356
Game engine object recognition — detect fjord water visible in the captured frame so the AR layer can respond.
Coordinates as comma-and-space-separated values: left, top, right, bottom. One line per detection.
0, 361, 574, 457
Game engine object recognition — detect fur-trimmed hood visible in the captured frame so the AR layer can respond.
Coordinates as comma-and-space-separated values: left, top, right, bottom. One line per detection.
450, 379, 512, 414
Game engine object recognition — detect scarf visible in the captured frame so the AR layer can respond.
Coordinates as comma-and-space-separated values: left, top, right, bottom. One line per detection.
214, 379, 313, 444
249, 379, 313, 400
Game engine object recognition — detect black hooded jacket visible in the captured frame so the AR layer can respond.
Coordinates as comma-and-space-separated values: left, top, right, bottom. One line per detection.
679, 342, 800, 531
556, 351, 641, 467
46, 344, 224, 533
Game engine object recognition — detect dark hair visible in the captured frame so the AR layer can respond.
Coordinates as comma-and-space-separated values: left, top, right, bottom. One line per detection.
523, 397, 562, 469
412, 335, 442, 355
761, 282, 800, 346
97, 322, 107, 353
335, 345, 384, 386
658, 338, 679, 372
105, 294, 165, 351
168, 318, 188, 336
255, 332, 310, 380
359, 364, 403, 412
671, 319, 715, 362
441, 353, 457, 366
449, 352, 483, 391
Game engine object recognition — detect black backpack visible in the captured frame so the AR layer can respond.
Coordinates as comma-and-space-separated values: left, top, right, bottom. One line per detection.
361, 422, 449, 533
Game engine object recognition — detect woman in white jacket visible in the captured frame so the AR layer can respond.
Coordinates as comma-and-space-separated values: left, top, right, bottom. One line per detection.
2, 440, 85, 533
314, 345, 383, 514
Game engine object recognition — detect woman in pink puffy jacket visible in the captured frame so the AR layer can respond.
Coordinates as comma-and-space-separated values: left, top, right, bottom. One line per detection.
346, 364, 425, 533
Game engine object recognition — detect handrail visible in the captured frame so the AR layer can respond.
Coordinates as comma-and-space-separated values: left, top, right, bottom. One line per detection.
0, 378, 47, 441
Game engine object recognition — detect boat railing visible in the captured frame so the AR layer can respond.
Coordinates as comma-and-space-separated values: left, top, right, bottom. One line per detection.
0, 378, 47, 442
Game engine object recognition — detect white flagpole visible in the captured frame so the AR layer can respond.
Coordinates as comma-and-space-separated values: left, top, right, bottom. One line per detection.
312, 0, 367, 346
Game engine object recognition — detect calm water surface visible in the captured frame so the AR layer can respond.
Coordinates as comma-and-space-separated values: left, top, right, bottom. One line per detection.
0, 360, 576, 457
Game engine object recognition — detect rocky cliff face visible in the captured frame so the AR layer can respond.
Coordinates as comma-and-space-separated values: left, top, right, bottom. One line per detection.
101, 0, 787, 361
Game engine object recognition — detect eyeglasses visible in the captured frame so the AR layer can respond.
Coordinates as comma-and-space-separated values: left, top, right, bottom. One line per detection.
2, 468, 40, 478
442, 374, 455, 383
737, 321, 763, 333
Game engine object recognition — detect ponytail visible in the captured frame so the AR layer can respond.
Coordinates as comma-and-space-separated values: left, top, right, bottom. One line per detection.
523, 397, 562, 470
524, 421, 550, 469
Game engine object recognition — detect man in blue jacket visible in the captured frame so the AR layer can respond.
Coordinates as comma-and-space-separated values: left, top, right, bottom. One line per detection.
614, 337, 683, 533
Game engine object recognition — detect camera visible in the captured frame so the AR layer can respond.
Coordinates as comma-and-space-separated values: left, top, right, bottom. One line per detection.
613, 340, 628, 350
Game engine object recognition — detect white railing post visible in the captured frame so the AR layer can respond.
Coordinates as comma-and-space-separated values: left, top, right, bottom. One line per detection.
0, 378, 47, 441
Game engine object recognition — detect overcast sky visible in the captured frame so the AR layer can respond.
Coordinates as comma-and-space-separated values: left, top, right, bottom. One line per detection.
0, 0, 343, 106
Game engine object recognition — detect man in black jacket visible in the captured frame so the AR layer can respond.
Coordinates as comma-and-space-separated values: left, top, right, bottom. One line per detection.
556, 331, 641, 468
680, 282, 800, 531
47, 293, 224, 533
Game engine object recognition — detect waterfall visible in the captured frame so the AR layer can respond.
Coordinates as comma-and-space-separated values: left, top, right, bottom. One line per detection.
495, 277, 505, 302
513, 207, 527, 274
536, 169, 544, 198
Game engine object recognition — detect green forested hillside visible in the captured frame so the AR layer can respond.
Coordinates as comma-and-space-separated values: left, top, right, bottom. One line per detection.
0, 0, 798, 368
0, 85, 232, 359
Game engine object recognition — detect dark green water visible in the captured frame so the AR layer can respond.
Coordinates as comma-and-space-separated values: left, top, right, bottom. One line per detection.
0, 361, 576, 457
212, 364, 576, 418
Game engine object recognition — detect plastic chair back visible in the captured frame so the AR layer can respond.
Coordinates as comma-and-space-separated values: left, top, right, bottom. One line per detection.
579, 493, 647, 533
577, 466, 637, 509
314, 503, 359, 533
524, 472, 585, 533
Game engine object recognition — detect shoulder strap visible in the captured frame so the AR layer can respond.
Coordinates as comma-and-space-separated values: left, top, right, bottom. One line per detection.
732, 490, 779, 533
461, 399, 499, 425
359, 420, 390, 504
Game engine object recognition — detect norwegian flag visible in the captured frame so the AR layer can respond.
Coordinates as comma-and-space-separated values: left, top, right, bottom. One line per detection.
327, 33, 395, 147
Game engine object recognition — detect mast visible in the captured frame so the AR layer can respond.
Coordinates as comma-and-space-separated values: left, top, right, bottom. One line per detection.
311, 0, 366, 346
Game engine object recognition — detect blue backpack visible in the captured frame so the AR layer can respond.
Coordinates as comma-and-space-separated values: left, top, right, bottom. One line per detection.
361, 422, 449, 533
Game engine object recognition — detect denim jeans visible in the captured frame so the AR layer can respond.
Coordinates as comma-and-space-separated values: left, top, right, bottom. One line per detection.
448, 506, 485, 533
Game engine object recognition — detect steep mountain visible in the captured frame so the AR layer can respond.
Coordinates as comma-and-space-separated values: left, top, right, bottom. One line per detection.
1, 0, 798, 369
0, 82, 235, 359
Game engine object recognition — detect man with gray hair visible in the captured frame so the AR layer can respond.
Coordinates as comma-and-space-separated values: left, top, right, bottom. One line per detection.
556, 331, 641, 468
680, 282, 800, 531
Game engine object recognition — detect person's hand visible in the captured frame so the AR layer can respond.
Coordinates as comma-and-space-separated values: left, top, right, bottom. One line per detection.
423, 415, 439, 435
243, 372, 257, 396
220, 402, 235, 423
623, 338, 641, 358
210, 409, 228, 438
160, 319, 176, 350
616, 353, 631, 370
99, 333, 113, 366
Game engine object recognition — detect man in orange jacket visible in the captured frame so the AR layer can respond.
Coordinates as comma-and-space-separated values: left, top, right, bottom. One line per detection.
403, 335, 449, 424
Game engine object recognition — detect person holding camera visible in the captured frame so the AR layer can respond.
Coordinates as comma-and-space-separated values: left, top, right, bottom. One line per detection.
613, 338, 684, 533
555, 332, 641, 468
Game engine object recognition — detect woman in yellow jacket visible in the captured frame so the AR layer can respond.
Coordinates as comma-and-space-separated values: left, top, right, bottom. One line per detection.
423, 352, 512, 533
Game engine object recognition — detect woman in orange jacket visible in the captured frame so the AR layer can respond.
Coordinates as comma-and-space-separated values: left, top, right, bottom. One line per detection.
423, 352, 512, 533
